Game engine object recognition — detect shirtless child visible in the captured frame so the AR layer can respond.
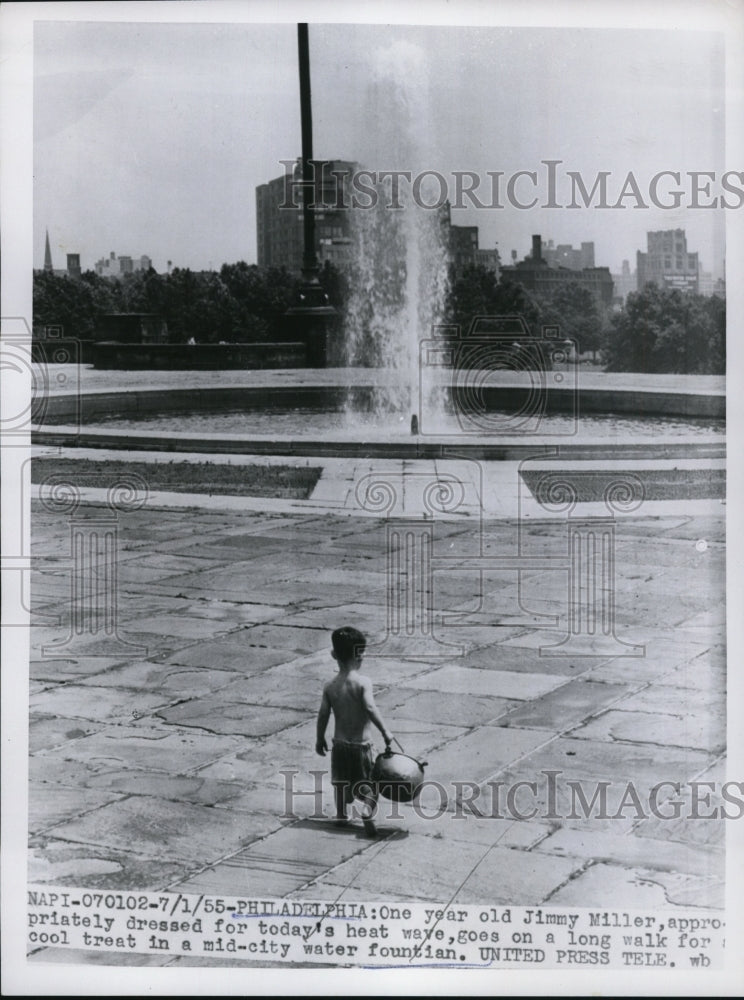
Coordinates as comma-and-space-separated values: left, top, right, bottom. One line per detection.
315, 626, 394, 837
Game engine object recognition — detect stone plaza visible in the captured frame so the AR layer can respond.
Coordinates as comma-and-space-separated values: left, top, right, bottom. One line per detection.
25, 391, 727, 967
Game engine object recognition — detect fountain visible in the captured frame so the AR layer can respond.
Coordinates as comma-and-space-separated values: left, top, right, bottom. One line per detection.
341, 40, 450, 427
31, 27, 725, 464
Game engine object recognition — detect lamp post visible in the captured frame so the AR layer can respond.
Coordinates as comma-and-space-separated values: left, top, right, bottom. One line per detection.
284, 23, 337, 367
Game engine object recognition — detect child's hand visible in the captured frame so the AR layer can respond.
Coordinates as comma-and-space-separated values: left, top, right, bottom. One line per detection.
315, 739, 328, 756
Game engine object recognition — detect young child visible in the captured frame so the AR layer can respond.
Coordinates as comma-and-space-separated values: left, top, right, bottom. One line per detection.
316, 626, 393, 837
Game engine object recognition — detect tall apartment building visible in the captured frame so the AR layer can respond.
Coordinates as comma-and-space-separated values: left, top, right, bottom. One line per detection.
256, 160, 358, 272
636, 229, 699, 293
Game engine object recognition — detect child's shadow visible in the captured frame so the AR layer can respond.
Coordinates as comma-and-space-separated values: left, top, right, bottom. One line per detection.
294, 817, 409, 841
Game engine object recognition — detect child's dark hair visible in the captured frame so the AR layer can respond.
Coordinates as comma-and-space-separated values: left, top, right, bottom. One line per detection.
332, 626, 366, 662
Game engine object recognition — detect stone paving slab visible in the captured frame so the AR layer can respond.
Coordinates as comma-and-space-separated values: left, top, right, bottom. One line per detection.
497, 629, 648, 658
29, 716, 105, 754
46, 796, 281, 865
161, 635, 293, 672
570, 709, 725, 754
34, 628, 197, 660
81, 769, 250, 808
404, 664, 567, 700
275, 602, 390, 634
631, 761, 728, 850
376, 688, 520, 728
310, 833, 500, 900
165, 534, 336, 562
458, 644, 608, 678
74, 661, 240, 699
586, 657, 702, 686
663, 651, 726, 692
30, 656, 132, 682
617, 684, 725, 715
228, 623, 335, 653
148, 576, 372, 609
34, 726, 246, 773
156, 699, 309, 738
499, 679, 634, 731
533, 827, 724, 877
168, 820, 378, 899
450, 846, 582, 906
29, 754, 114, 789
427, 726, 553, 786
494, 734, 714, 785
311, 833, 580, 906
29, 785, 127, 833
678, 606, 727, 629
30, 685, 177, 725
192, 745, 329, 795
210, 781, 311, 818
545, 861, 725, 909
28, 837, 192, 891
177, 599, 287, 625
485, 737, 717, 835
120, 614, 239, 640
393, 811, 552, 850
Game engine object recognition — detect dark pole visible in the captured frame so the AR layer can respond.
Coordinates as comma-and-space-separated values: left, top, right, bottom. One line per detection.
298, 23, 319, 284
285, 23, 336, 366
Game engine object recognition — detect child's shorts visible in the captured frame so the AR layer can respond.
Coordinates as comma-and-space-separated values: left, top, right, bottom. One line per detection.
331, 739, 375, 799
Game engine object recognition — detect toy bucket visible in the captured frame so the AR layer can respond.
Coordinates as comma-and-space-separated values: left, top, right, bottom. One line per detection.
372, 739, 428, 803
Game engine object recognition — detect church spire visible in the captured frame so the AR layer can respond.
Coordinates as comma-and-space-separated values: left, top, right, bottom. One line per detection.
44, 229, 53, 272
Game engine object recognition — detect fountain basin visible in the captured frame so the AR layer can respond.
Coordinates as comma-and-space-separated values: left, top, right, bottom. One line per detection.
32, 368, 725, 461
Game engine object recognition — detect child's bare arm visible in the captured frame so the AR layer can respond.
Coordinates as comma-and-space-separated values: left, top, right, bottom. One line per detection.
316, 687, 331, 755
361, 677, 393, 745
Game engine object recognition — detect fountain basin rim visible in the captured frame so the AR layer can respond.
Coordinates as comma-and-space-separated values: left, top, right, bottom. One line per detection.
31, 425, 726, 462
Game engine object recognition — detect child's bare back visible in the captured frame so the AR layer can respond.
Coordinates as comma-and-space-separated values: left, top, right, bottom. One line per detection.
322, 670, 378, 744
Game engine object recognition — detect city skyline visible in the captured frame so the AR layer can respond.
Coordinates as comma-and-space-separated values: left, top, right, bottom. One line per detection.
33, 20, 730, 279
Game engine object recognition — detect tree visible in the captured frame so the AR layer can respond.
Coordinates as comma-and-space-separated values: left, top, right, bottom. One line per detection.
531, 281, 605, 357
445, 265, 540, 333
602, 284, 725, 374
33, 271, 105, 340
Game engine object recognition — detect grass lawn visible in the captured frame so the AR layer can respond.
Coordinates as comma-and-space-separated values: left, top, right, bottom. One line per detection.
32, 458, 323, 499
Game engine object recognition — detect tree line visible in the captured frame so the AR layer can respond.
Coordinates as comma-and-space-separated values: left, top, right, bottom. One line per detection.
33, 261, 725, 374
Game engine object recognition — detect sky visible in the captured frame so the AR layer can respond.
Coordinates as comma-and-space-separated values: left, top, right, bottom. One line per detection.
32, 16, 731, 277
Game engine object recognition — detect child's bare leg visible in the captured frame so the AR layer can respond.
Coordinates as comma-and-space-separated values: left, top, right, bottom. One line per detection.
359, 783, 379, 837
333, 782, 350, 823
